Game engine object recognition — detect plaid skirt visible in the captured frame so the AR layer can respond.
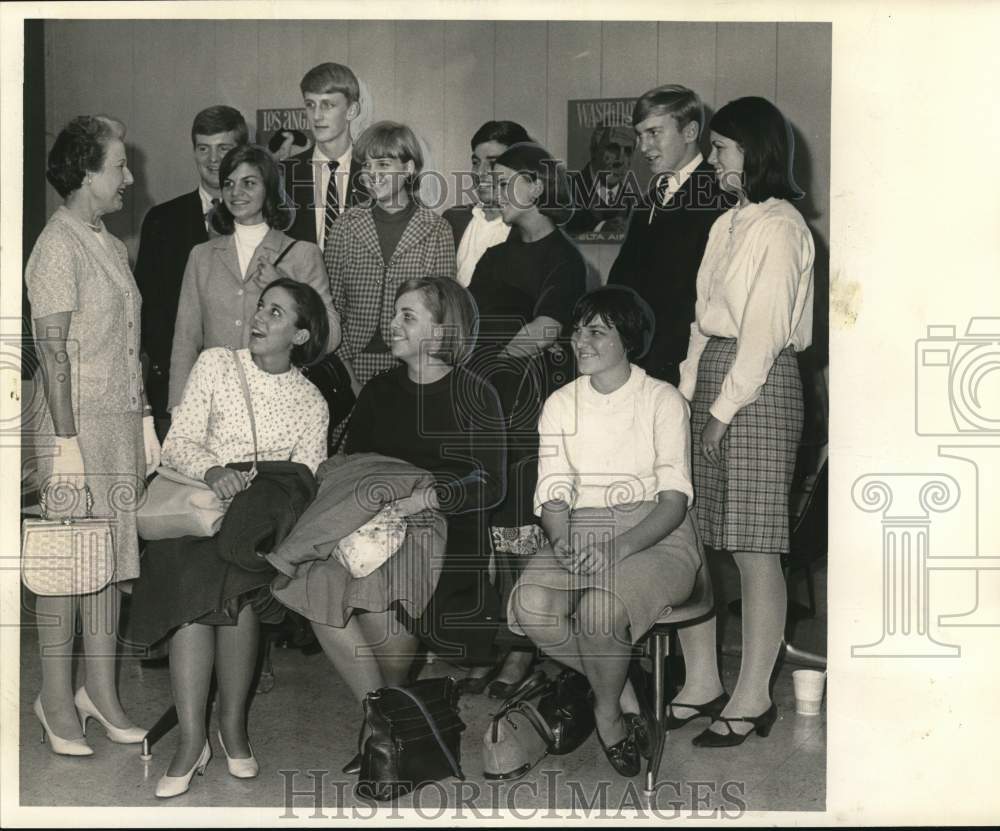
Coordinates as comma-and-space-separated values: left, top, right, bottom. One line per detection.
690, 337, 803, 554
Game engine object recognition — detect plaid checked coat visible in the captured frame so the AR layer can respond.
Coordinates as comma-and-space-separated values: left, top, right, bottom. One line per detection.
325, 204, 456, 386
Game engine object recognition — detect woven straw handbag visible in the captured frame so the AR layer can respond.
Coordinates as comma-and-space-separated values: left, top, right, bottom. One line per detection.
21, 484, 115, 596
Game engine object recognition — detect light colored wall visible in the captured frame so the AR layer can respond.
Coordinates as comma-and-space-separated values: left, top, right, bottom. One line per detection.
43, 20, 831, 282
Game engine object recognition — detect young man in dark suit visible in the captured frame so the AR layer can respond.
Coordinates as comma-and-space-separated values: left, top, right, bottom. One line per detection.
607, 85, 734, 386
280, 62, 367, 247
134, 105, 248, 440
442, 120, 530, 286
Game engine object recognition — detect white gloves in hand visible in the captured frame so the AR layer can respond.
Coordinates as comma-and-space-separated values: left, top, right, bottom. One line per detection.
143, 415, 161, 476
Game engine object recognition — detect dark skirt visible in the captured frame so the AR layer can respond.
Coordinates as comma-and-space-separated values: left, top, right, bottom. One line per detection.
128, 536, 285, 648
689, 337, 803, 554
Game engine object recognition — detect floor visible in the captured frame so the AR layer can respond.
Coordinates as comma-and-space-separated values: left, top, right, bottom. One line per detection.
16, 555, 826, 816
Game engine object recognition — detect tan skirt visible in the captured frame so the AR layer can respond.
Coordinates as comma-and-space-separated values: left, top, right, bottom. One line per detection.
507, 501, 702, 644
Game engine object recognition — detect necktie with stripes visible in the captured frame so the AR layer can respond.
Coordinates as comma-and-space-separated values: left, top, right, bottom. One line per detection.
648, 174, 672, 224
324, 160, 341, 241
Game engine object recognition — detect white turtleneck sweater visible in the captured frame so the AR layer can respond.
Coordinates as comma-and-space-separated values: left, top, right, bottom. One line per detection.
233, 221, 270, 278
534, 364, 694, 514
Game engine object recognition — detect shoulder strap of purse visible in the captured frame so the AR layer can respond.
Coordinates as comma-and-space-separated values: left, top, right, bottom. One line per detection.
230, 349, 259, 476
386, 686, 465, 781
272, 240, 297, 269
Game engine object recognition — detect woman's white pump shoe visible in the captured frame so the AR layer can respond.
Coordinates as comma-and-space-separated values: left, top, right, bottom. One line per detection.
33, 696, 93, 756
218, 730, 259, 779
74, 687, 147, 744
155, 741, 211, 799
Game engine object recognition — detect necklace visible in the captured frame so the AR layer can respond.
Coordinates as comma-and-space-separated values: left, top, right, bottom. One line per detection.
84, 219, 102, 233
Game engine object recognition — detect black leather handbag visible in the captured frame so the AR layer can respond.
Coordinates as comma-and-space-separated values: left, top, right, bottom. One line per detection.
537, 668, 595, 755
357, 676, 466, 802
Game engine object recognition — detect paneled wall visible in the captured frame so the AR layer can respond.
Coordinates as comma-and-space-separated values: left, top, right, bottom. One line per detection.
42, 20, 831, 285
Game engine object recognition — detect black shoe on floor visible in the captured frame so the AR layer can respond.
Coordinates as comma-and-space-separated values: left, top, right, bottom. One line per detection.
341, 752, 362, 775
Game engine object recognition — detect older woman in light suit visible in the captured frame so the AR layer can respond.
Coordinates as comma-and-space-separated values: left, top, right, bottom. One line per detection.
168, 144, 340, 411
25, 115, 159, 755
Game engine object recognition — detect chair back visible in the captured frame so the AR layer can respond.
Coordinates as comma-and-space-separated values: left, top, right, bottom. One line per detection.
787, 458, 828, 568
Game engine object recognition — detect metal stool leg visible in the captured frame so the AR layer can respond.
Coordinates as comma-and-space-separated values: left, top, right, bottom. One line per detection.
645, 632, 668, 794
140, 705, 178, 760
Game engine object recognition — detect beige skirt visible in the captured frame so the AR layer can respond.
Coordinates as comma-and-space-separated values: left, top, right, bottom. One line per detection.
507, 502, 702, 644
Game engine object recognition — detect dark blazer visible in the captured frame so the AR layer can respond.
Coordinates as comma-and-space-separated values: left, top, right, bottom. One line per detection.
607, 159, 734, 385
442, 204, 474, 248
280, 148, 368, 244
134, 189, 208, 417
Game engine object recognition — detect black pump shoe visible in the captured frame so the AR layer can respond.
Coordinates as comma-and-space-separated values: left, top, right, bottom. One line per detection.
664, 691, 730, 729
596, 717, 641, 777
692, 702, 778, 748
341, 752, 362, 775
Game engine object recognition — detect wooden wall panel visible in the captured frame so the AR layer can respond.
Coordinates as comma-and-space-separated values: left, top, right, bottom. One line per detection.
777, 22, 831, 247
593, 22, 658, 280
212, 22, 261, 133
128, 20, 216, 245
394, 21, 446, 206
545, 21, 602, 155
493, 21, 548, 144
346, 20, 398, 128
715, 22, 778, 106
546, 22, 603, 282
656, 22, 718, 110
442, 21, 496, 209
41, 19, 830, 283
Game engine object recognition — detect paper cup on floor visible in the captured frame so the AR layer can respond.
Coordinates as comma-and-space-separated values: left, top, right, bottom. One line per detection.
792, 669, 826, 715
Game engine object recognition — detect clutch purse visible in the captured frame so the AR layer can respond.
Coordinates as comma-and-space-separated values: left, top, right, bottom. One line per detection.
137, 349, 258, 541
21, 484, 115, 597
357, 676, 466, 802
136, 466, 227, 540
334, 502, 407, 579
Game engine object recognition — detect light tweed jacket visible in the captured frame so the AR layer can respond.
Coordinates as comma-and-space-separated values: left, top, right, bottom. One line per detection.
324, 204, 456, 363
169, 227, 337, 410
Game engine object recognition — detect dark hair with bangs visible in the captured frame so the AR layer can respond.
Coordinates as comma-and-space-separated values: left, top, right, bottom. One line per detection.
394, 277, 479, 366
212, 145, 292, 234
470, 120, 532, 150
570, 285, 655, 361
492, 142, 574, 227
258, 277, 330, 367
710, 96, 803, 203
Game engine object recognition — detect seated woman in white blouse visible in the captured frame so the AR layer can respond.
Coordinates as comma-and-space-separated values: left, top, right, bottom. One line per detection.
508, 285, 702, 779
130, 278, 329, 799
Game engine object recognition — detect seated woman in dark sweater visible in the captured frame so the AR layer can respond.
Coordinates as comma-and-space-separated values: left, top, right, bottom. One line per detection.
464, 142, 587, 695
273, 276, 506, 774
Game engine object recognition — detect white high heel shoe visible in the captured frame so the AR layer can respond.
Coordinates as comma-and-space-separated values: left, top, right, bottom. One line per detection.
74, 687, 147, 744
217, 729, 259, 779
33, 696, 93, 757
155, 740, 211, 799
